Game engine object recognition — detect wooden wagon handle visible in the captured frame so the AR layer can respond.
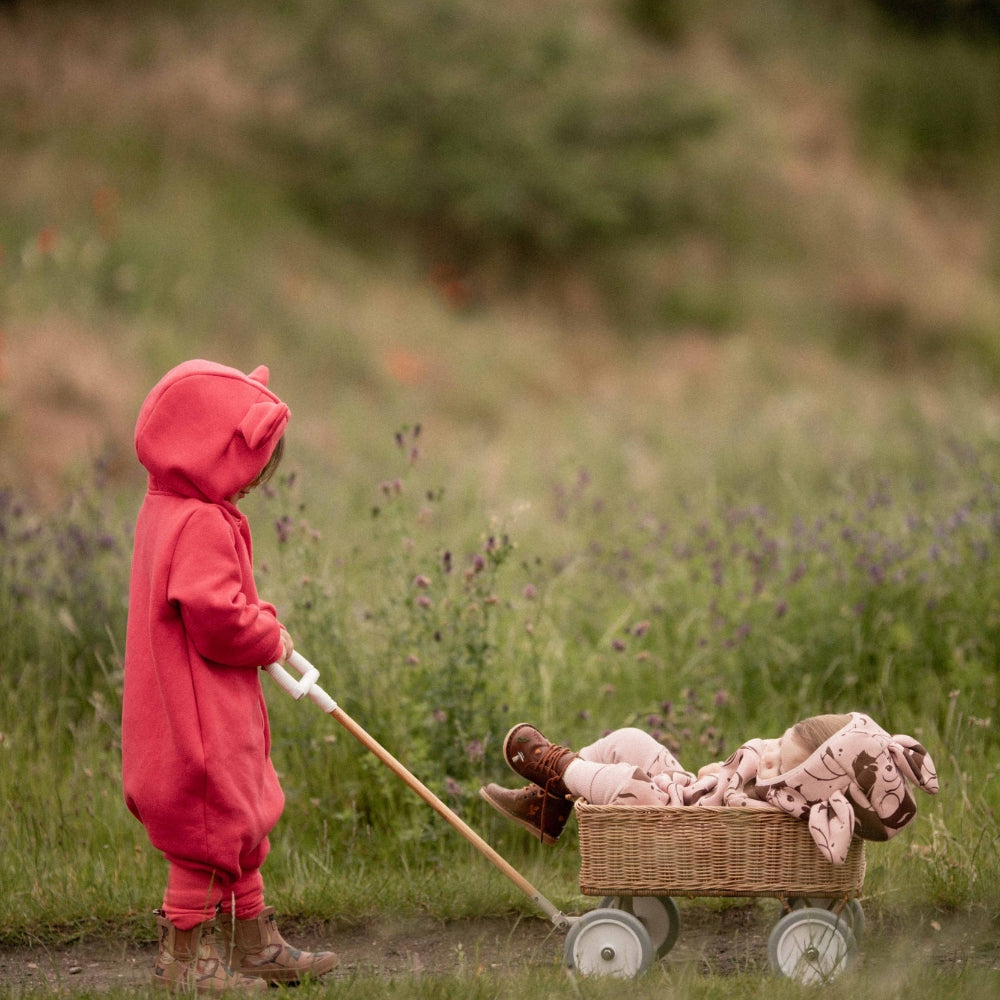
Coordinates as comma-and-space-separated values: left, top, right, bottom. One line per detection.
265, 655, 571, 931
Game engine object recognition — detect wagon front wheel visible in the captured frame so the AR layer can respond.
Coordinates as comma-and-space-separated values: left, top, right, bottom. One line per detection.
768, 907, 858, 984
598, 895, 680, 957
564, 908, 654, 978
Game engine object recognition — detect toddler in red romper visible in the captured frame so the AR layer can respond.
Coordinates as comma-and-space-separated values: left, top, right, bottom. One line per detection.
122, 360, 337, 993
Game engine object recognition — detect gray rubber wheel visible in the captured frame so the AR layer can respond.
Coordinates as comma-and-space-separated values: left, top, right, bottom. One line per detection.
789, 897, 865, 940
768, 907, 858, 984
564, 908, 654, 978
598, 895, 681, 957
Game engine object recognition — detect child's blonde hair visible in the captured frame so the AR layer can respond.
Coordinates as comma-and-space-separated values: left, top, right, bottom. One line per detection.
792, 713, 852, 755
245, 435, 285, 493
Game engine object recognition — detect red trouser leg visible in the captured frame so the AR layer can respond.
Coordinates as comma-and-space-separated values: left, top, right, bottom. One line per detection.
163, 837, 269, 928
163, 863, 228, 930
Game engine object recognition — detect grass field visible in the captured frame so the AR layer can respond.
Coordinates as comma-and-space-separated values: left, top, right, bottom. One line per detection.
2, 0, 999, 995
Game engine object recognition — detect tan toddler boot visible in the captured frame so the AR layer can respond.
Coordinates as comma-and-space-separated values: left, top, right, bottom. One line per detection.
152, 911, 266, 993
217, 906, 339, 985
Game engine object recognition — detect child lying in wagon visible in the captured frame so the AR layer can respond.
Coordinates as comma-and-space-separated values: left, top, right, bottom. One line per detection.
481, 712, 938, 865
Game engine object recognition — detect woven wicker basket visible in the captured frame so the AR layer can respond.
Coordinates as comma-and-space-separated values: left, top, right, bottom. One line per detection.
576, 802, 866, 898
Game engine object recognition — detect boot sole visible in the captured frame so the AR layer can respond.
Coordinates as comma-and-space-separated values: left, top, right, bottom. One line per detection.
151, 972, 267, 993
502, 722, 536, 778
243, 954, 340, 985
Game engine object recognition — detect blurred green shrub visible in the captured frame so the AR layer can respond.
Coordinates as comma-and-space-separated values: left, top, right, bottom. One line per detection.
619, 0, 694, 44
854, 29, 1000, 179
265, 0, 717, 270
868, 0, 1000, 38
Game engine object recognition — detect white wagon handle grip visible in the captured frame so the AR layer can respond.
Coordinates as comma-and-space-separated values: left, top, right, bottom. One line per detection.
263, 651, 570, 931
265, 651, 324, 701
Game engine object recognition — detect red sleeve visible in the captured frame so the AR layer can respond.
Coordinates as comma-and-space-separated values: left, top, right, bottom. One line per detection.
167, 506, 284, 667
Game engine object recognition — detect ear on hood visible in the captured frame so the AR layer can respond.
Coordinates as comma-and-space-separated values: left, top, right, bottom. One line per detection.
239, 399, 288, 450
248, 365, 270, 387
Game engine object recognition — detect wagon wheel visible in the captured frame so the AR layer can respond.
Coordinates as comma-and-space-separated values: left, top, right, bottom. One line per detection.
564, 908, 654, 978
598, 895, 681, 957
768, 907, 859, 984
788, 897, 865, 940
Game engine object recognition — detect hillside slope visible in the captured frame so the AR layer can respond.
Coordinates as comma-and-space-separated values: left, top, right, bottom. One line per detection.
1, 0, 998, 497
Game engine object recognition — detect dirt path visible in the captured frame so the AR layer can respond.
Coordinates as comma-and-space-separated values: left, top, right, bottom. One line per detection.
2, 916, 554, 992
0, 907, 773, 992
2, 906, 996, 992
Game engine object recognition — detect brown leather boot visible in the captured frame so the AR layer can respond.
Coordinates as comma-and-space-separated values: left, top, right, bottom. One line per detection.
217, 907, 338, 985
480, 782, 573, 844
152, 912, 266, 993
503, 723, 577, 798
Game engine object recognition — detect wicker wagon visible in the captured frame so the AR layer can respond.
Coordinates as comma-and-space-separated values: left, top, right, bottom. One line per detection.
568, 801, 867, 983
267, 654, 870, 986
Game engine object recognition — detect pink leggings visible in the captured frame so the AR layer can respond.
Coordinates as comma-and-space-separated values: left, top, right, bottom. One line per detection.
566, 728, 695, 806
163, 841, 269, 930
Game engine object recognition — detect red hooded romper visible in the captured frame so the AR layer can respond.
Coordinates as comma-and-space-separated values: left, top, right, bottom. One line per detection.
122, 360, 289, 925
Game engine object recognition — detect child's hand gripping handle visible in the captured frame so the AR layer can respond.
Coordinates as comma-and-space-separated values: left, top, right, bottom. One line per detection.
265, 652, 337, 712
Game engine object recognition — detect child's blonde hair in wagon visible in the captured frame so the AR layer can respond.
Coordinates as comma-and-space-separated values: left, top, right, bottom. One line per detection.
785, 713, 852, 768
794, 714, 852, 748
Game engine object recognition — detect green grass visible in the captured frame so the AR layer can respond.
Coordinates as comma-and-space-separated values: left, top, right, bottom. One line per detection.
3, 416, 999, 930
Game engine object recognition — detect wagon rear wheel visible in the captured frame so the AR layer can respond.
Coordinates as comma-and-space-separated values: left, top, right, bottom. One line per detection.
768, 907, 858, 984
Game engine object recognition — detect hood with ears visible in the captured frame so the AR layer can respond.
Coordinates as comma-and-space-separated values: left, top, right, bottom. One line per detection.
757, 712, 939, 865
135, 359, 290, 504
